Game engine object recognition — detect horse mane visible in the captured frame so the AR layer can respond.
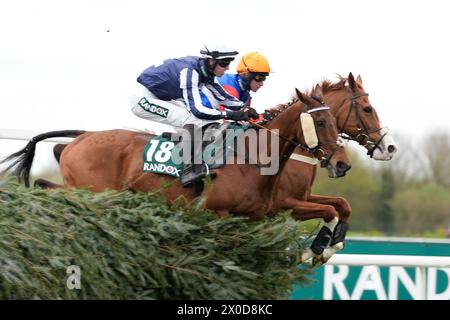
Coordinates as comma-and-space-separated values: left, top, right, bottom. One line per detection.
264, 102, 295, 120
263, 74, 354, 120
308, 74, 365, 96
314, 74, 348, 95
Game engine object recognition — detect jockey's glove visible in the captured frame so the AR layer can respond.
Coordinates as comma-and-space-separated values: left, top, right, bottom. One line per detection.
224, 110, 250, 121
247, 107, 260, 120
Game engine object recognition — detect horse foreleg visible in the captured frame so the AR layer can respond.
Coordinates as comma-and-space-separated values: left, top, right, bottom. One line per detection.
282, 197, 339, 265
307, 194, 351, 222
321, 220, 349, 261
308, 194, 351, 261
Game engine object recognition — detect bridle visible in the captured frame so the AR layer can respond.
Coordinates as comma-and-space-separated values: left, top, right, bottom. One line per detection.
252, 100, 342, 168
339, 87, 387, 158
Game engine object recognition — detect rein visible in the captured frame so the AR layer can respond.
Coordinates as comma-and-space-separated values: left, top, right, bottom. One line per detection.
251, 103, 335, 168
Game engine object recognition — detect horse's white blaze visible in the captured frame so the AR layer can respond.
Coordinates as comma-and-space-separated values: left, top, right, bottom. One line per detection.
372, 127, 398, 161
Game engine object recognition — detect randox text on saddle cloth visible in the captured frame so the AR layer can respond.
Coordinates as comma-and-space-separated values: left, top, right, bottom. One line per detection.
144, 127, 280, 176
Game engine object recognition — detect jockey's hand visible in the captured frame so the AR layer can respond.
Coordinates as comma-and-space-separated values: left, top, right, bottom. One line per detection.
247, 107, 260, 120
225, 110, 249, 121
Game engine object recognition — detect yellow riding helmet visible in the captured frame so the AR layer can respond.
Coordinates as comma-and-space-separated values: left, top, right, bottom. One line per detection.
237, 52, 271, 74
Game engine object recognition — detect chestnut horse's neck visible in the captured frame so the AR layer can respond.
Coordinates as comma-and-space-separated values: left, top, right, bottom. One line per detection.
223, 101, 306, 216
262, 101, 305, 174
320, 80, 369, 132
322, 87, 350, 124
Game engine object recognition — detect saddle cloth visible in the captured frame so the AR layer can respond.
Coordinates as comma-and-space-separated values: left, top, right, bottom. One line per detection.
142, 122, 249, 178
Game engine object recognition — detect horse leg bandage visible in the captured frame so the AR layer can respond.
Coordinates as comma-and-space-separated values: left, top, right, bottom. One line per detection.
330, 220, 349, 247
311, 226, 333, 255
310, 217, 338, 255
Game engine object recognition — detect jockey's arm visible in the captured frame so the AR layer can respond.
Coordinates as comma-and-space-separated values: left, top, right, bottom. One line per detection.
221, 96, 253, 114
205, 81, 244, 111
180, 69, 225, 120
183, 86, 250, 122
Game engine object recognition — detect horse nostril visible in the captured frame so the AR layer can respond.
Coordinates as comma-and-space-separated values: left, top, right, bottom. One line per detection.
388, 145, 397, 154
337, 161, 351, 173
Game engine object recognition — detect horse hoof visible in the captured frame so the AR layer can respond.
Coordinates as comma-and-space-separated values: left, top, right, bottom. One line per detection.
299, 247, 314, 264
321, 248, 336, 262
332, 242, 345, 252
312, 255, 326, 268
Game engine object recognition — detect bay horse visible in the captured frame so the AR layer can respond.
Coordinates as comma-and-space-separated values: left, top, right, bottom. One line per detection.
271, 73, 398, 265
1, 87, 351, 229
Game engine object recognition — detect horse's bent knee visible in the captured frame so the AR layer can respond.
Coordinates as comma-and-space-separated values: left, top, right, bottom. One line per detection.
323, 205, 339, 222
335, 197, 352, 221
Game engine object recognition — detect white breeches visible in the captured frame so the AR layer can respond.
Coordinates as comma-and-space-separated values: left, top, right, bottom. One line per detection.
130, 84, 223, 128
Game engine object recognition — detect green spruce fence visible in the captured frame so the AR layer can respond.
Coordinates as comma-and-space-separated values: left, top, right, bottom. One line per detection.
0, 178, 311, 299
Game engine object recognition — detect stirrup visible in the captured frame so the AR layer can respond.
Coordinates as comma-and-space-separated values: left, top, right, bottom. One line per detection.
204, 164, 217, 180
181, 164, 205, 187
181, 172, 206, 187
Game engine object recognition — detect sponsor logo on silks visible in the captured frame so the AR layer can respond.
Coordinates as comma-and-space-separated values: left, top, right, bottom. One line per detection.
143, 162, 181, 177
138, 97, 169, 118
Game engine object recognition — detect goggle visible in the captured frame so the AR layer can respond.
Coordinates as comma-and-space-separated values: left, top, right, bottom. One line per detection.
253, 74, 267, 82
217, 59, 232, 68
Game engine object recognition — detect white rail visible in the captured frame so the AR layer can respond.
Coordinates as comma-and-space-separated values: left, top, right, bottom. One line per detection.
327, 254, 450, 300
328, 254, 450, 267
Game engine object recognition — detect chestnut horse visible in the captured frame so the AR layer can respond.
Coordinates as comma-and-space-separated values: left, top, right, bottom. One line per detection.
1, 88, 351, 228
45, 73, 397, 265
272, 73, 397, 265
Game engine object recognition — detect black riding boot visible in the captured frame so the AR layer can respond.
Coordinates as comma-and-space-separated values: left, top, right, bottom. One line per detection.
181, 124, 207, 187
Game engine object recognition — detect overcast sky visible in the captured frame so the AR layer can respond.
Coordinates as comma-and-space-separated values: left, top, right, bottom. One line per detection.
1, 0, 449, 175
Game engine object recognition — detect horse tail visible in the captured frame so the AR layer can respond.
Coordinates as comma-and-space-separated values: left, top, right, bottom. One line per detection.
0, 130, 86, 187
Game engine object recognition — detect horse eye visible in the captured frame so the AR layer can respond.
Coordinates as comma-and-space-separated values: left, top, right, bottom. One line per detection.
316, 120, 325, 128
363, 106, 373, 113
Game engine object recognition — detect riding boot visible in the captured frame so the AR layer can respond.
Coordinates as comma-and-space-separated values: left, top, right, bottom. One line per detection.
181, 124, 207, 187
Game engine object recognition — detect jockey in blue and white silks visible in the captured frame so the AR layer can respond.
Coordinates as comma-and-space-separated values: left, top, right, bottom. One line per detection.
131, 46, 251, 128
130, 44, 260, 187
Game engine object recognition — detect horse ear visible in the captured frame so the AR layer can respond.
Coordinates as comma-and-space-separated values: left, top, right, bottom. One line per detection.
348, 72, 356, 89
296, 88, 306, 104
313, 84, 323, 100
356, 74, 363, 86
